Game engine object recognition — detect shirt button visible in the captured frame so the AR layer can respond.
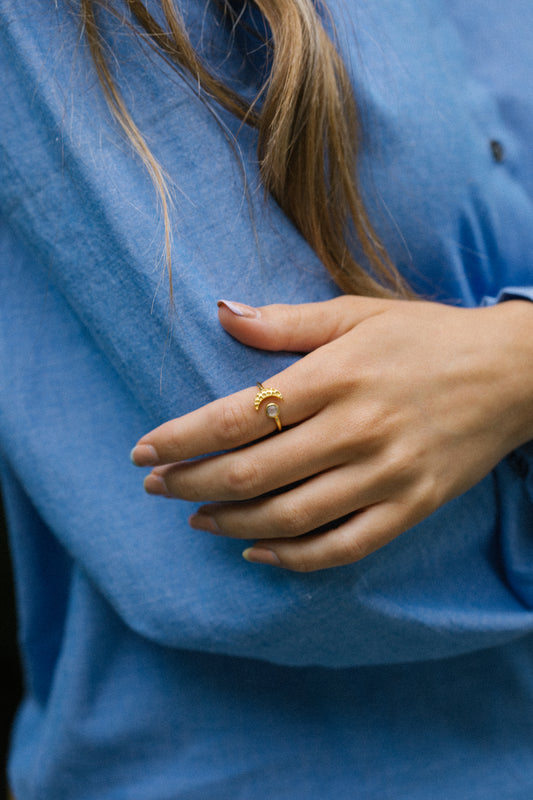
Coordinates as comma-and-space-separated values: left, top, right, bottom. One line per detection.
506, 451, 529, 479
490, 139, 505, 162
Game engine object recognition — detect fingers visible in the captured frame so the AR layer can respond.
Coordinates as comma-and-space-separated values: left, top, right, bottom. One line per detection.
131, 352, 332, 466
244, 501, 410, 572
146, 415, 347, 502
131, 296, 397, 467
217, 295, 393, 353
188, 462, 385, 538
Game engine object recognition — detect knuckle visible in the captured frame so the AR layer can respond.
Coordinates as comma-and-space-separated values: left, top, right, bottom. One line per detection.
160, 427, 186, 461
336, 409, 383, 459
218, 401, 251, 446
344, 536, 371, 563
265, 303, 305, 350
363, 404, 392, 441
289, 304, 305, 340
335, 527, 371, 564
225, 455, 262, 498
286, 525, 371, 572
342, 401, 390, 447
384, 443, 416, 482
274, 499, 309, 538
411, 473, 443, 518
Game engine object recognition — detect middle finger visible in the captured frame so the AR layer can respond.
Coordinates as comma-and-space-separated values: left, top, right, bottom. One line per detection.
147, 411, 346, 502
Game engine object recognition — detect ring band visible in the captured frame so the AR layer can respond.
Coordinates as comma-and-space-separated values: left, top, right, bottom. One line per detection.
254, 382, 283, 431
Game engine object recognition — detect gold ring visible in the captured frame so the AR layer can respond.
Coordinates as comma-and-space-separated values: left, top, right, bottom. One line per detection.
254, 382, 283, 431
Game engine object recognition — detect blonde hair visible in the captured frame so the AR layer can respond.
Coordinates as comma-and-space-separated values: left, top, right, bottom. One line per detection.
80, 0, 410, 298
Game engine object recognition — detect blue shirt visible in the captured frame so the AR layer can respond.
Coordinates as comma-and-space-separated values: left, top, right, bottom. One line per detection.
1, 0, 533, 797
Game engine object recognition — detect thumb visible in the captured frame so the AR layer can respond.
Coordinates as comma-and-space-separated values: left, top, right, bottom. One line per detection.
217, 296, 393, 352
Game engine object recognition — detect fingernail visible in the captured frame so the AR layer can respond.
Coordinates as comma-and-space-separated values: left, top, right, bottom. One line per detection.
143, 473, 169, 496
217, 300, 260, 319
242, 547, 281, 566
130, 444, 160, 466
189, 513, 222, 535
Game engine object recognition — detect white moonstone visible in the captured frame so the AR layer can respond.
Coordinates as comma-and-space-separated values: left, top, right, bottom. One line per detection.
266, 403, 279, 417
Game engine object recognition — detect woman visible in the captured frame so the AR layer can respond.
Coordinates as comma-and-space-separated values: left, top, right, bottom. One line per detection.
1, 0, 533, 797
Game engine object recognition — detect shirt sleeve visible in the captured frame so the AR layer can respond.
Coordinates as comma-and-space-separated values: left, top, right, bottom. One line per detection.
481, 286, 533, 305
480, 286, 533, 610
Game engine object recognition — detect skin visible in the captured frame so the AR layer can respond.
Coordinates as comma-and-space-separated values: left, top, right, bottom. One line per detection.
131, 296, 533, 572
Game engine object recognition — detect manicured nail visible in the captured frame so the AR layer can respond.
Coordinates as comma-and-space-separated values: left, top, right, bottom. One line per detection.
189, 513, 222, 535
217, 300, 260, 319
242, 547, 281, 566
143, 473, 169, 496
130, 444, 160, 467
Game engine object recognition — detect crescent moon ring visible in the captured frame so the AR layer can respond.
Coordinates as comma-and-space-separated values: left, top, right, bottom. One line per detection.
254, 383, 284, 431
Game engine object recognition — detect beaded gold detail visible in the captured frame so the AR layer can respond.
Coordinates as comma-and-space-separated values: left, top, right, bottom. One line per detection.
254, 384, 283, 411
254, 383, 283, 431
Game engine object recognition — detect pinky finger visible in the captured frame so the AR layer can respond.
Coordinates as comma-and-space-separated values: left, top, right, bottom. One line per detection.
243, 502, 411, 572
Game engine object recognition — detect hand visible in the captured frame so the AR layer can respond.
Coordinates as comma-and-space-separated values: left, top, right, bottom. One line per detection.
131, 296, 533, 572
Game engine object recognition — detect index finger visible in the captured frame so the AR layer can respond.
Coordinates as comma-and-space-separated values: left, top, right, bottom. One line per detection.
130, 363, 324, 467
